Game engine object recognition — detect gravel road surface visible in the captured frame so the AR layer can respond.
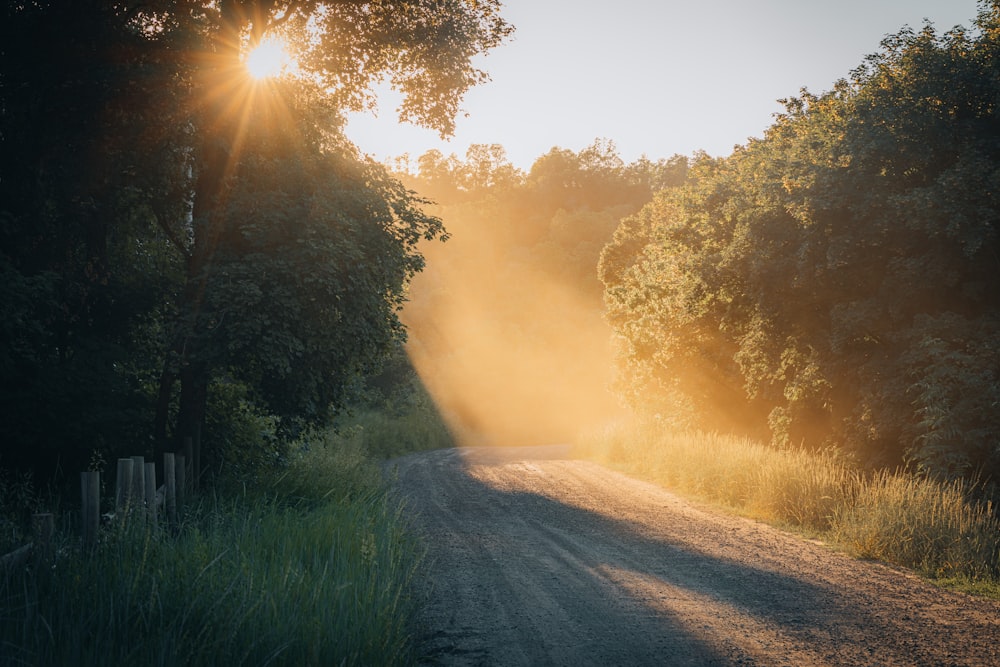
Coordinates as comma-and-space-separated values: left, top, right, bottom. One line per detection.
389, 445, 1000, 666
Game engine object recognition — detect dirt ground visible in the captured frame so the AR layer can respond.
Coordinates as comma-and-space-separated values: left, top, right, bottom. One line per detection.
389, 445, 1000, 666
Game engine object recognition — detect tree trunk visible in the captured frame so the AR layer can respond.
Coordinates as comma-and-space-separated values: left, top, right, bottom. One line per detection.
153, 362, 175, 453
178, 359, 208, 487
165, 0, 247, 485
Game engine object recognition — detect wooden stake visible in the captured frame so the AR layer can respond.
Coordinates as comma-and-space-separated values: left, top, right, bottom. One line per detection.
144, 462, 157, 525
81, 471, 100, 550
131, 455, 145, 509
115, 458, 134, 517
164, 452, 177, 526
176, 454, 186, 517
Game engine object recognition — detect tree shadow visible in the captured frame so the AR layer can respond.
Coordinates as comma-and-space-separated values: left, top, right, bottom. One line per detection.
390, 446, 991, 666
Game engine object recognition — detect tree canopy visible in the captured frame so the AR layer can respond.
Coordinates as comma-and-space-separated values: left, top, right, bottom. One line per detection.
600, 6, 1000, 479
0, 0, 510, 484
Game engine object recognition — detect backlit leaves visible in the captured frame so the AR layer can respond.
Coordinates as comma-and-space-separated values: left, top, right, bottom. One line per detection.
601, 6, 1000, 477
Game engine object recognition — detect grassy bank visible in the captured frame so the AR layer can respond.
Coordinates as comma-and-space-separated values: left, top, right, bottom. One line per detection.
0, 426, 430, 666
575, 422, 1000, 595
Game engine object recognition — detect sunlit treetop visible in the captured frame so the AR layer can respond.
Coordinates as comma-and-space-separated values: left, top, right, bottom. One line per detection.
176, 0, 514, 138
112, 1, 512, 135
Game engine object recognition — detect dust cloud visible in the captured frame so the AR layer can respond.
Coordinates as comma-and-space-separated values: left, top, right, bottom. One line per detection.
401, 219, 624, 447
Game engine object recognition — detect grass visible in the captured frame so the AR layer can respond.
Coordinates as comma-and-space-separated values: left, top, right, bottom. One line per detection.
0, 421, 432, 666
575, 420, 1000, 594
831, 470, 999, 581
333, 396, 455, 460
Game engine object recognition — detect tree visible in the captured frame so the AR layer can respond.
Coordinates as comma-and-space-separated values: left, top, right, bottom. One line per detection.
600, 4, 1000, 478
200, 88, 445, 433
0, 1, 195, 479
0, 1, 511, 483
166, 2, 510, 465
396, 142, 686, 446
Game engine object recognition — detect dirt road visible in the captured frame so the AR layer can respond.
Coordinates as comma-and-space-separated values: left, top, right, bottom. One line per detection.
389, 445, 1000, 666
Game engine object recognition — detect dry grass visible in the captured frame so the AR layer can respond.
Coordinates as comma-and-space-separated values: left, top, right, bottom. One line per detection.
576, 421, 1000, 589
832, 470, 1000, 580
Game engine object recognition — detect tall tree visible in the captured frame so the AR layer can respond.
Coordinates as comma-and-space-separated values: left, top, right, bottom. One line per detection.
1, 1, 511, 482
158, 0, 510, 466
599, 4, 1000, 478
0, 1, 195, 478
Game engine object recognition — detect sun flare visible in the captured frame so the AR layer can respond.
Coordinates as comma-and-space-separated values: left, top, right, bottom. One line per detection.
245, 39, 290, 80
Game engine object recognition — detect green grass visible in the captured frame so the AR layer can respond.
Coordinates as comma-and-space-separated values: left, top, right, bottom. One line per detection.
333, 400, 455, 460
0, 431, 424, 666
575, 420, 1000, 593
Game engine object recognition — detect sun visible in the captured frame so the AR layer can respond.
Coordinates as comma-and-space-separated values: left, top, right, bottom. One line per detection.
245, 39, 290, 80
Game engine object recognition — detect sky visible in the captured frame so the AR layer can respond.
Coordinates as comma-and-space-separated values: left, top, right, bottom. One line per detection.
344, 0, 984, 171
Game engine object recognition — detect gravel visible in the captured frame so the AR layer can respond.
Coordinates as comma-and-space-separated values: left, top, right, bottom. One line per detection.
390, 445, 1000, 666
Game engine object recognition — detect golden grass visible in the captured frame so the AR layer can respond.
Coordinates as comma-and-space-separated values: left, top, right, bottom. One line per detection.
575, 421, 1000, 588
831, 470, 999, 580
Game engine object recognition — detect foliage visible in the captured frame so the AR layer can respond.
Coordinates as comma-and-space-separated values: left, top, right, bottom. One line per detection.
599, 5, 1000, 479
0, 1, 511, 487
199, 86, 446, 432
0, 467, 39, 554
0, 0, 190, 478
203, 379, 284, 481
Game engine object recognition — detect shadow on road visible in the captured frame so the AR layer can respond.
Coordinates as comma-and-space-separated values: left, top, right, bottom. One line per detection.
391, 446, 976, 666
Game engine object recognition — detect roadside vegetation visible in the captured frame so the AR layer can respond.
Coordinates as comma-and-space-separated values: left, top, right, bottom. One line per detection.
1, 2, 497, 663
576, 422, 1000, 597
0, 390, 452, 667
599, 9, 1000, 482
5, 0, 1000, 661
576, 5, 1000, 598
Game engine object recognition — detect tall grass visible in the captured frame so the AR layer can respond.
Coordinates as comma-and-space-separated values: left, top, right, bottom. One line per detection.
576, 421, 1000, 587
831, 470, 999, 580
0, 434, 422, 666
334, 401, 455, 460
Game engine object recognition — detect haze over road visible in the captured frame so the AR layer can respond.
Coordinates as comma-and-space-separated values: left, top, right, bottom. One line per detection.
390, 445, 1000, 666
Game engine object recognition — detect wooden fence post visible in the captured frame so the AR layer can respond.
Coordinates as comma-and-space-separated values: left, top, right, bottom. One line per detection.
131, 455, 145, 510
175, 454, 186, 517
115, 458, 134, 520
81, 471, 100, 550
144, 461, 157, 526
164, 452, 177, 527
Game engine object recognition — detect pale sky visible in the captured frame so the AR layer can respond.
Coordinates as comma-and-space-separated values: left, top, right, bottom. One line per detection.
345, 0, 984, 170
